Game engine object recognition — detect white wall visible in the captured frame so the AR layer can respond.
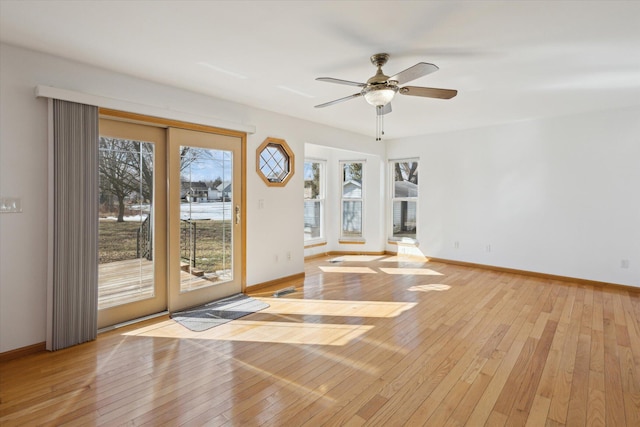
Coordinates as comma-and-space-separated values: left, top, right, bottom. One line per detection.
386, 107, 640, 287
0, 43, 375, 353
304, 144, 386, 257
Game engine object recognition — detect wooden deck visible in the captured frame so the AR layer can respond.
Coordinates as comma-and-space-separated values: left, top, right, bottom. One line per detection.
98, 259, 154, 310
2, 255, 639, 425
98, 259, 233, 309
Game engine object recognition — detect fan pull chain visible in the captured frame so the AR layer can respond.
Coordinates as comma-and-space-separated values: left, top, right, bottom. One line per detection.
375, 106, 384, 141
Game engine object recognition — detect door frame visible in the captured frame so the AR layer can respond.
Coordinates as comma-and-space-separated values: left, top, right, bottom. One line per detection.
98, 108, 247, 323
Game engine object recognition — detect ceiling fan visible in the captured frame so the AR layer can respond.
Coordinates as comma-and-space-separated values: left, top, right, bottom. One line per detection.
314, 53, 457, 118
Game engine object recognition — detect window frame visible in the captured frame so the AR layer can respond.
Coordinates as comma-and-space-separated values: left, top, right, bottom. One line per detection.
303, 158, 326, 246
389, 158, 419, 243
256, 137, 294, 187
339, 160, 365, 243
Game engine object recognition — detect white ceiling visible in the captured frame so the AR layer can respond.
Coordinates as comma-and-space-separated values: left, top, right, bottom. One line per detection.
1, 1, 639, 139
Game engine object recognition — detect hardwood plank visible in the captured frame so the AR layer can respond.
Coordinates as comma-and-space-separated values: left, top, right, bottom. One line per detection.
508, 319, 558, 424
586, 384, 606, 427
532, 285, 570, 403
602, 291, 628, 426
587, 315, 606, 427
547, 285, 584, 424
525, 395, 551, 427
565, 333, 591, 426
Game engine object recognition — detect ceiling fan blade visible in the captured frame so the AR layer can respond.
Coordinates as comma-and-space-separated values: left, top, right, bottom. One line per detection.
316, 77, 366, 87
314, 93, 363, 108
377, 103, 392, 116
400, 86, 458, 99
389, 63, 439, 85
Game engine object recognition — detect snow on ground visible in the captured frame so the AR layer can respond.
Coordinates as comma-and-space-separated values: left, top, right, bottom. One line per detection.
179, 202, 232, 220
99, 202, 233, 221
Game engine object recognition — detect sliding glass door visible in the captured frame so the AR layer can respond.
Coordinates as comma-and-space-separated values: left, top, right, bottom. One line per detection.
97, 116, 244, 327
97, 119, 167, 328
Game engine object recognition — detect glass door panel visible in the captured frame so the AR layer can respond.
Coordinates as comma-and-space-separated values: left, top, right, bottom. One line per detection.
179, 147, 234, 291
98, 137, 155, 308
168, 128, 243, 312
97, 119, 166, 329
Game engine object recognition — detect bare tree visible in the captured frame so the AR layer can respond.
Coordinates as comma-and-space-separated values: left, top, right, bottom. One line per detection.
394, 161, 418, 184
180, 146, 215, 172
343, 162, 362, 183
100, 139, 219, 222
99, 138, 140, 222
305, 162, 321, 199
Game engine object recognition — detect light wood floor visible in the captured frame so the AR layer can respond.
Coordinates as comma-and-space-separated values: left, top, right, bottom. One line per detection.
1, 255, 638, 426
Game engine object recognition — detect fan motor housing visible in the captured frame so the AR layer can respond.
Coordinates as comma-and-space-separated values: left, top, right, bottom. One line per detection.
370, 53, 390, 67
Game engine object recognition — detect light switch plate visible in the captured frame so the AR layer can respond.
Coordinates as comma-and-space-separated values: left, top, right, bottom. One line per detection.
0, 197, 22, 213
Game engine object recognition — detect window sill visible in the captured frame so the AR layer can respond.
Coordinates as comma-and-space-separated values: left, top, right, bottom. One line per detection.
339, 239, 366, 245
304, 240, 327, 249
388, 237, 419, 246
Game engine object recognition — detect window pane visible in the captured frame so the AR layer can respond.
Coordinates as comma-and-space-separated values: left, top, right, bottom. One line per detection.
304, 200, 321, 240
393, 200, 417, 238
260, 144, 289, 182
342, 200, 362, 236
98, 137, 154, 309
393, 161, 418, 197
304, 162, 321, 199
342, 162, 362, 197
179, 147, 233, 292
304, 160, 324, 241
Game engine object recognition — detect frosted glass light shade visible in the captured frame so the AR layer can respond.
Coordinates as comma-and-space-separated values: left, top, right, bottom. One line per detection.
363, 86, 397, 106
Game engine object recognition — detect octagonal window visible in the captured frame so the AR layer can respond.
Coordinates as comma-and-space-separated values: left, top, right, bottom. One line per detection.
257, 137, 294, 186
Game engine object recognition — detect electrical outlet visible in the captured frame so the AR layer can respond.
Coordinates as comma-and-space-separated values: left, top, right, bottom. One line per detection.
454, 241, 460, 249
287, 251, 291, 261
275, 254, 279, 262
621, 259, 630, 269
486, 244, 491, 253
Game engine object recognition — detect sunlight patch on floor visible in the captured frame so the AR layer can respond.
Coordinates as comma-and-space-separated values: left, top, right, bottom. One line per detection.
330, 255, 386, 262
157, 322, 386, 378
319, 266, 377, 274
379, 267, 444, 276
125, 319, 373, 346
258, 298, 417, 318
379, 255, 427, 263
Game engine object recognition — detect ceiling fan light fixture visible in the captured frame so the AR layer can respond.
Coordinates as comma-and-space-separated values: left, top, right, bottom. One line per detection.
363, 85, 398, 106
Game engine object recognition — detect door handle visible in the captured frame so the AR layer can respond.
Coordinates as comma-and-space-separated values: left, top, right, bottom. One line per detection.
235, 205, 240, 225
